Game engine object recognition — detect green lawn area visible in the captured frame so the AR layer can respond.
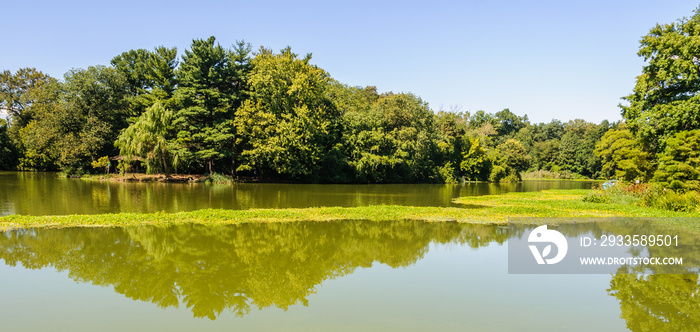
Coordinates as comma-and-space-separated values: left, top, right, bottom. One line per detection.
1, 189, 698, 232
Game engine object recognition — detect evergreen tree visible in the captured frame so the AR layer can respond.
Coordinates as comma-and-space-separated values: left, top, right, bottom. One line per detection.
174, 36, 249, 174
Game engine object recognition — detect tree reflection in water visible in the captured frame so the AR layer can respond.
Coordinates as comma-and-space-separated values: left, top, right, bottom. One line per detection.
1, 219, 698, 330
608, 268, 700, 331
0, 221, 507, 320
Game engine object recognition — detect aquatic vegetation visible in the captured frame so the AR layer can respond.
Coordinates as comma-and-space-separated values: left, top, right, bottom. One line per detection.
2, 189, 698, 232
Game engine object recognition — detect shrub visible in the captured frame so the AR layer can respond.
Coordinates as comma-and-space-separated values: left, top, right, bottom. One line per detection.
652, 130, 700, 191
583, 181, 699, 212
647, 189, 700, 212
205, 172, 232, 184
489, 165, 507, 182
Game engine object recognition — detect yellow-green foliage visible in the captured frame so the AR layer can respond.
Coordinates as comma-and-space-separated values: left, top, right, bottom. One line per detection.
91, 156, 110, 173
594, 125, 652, 181
2, 189, 698, 231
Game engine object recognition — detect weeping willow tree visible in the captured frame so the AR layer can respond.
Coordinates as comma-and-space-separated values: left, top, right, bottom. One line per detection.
115, 102, 177, 175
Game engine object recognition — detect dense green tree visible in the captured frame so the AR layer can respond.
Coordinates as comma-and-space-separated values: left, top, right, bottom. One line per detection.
24, 66, 129, 174
0, 68, 57, 129
539, 120, 565, 141
652, 130, 700, 191
494, 108, 529, 138
115, 102, 177, 175
557, 119, 608, 178
111, 46, 179, 115
468, 110, 497, 129
174, 37, 249, 174
434, 111, 470, 182
0, 37, 637, 183
330, 83, 380, 181
16, 120, 58, 171
530, 140, 560, 171
0, 118, 18, 169
0, 68, 59, 170
111, 49, 153, 96
594, 125, 652, 181
234, 47, 342, 181
460, 135, 491, 181
344, 93, 440, 183
490, 139, 529, 182
520, 121, 565, 171
328, 82, 379, 115
621, 7, 700, 151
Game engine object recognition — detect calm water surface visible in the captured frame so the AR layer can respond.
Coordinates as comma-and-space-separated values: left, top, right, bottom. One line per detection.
3, 172, 694, 330
1, 221, 696, 331
0, 171, 595, 216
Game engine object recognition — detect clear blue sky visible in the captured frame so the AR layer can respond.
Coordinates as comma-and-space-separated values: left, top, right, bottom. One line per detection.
3, 0, 698, 123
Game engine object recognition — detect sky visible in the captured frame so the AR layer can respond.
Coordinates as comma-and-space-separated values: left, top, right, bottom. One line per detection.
3, 0, 699, 123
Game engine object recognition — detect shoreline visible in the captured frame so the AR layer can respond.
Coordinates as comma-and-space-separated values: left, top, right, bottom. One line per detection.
71, 173, 208, 183
72, 172, 602, 184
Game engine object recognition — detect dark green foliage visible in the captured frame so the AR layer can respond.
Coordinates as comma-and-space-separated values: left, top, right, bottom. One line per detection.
14, 35, 700, 185
515, 121, 564, 171
174, 36, 248, 174
0, 68, 57, 129
111, 46, 179, 116
494, 108, 529, 137
1, 38, 620, 182
653, 130, 700, 191
0, 68, 58, 170
489, 139, 529, 182
12, 66, 127, 174
434, 111, 469, 183
344, 93, 440, 183
55, 66, 129, 174
467, 110, 497, 129
509, 118, 609, 179
556, 119, 609, 178
621, 7, 700, 152
0, 119, 18, 170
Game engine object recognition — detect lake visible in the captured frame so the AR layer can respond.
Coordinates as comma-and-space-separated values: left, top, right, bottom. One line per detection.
1, 221, 697, 331
1, 172, 695, 331
0, 171, 595, 216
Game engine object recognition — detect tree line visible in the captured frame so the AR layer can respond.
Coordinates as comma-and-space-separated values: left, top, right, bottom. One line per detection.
1, 15, 699, 186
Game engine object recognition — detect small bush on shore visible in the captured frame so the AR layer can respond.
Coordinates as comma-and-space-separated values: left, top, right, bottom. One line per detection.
521, 170, 588, 180
583, 182, 700, 212
204, 172, 232, 184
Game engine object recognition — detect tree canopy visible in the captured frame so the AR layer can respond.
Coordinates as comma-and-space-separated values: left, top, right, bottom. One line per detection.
621, 8, 700, 151
5, 32, 693, 185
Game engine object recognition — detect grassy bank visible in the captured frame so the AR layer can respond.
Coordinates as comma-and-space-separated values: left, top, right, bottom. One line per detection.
1, 189, 698, 231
